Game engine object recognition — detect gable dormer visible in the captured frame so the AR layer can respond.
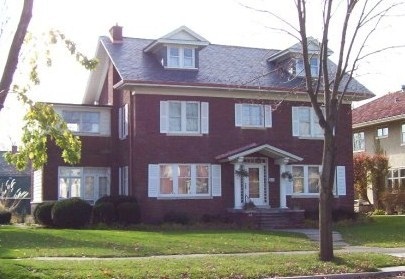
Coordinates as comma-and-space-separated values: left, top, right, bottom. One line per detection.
268, 37, 333, 78
143, 26, 209, 70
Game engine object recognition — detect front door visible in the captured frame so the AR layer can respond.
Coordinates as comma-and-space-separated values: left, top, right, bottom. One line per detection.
245, 164, 265, 206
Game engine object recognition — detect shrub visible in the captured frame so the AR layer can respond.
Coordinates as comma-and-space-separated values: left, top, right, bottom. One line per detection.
116, 202, 140, 225
163, 211, 190, 225
94, 195, 140, 225
0, 210, 11, 224
33, 202, 55, 226
92, 202, 115, 224
52, 198, 92, 228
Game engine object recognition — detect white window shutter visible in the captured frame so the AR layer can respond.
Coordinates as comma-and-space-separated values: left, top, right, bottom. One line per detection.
336, 166, 346, 196
264, 105, 272, 128
118, 167, 122, 194
292, 107, 300, 136
201, 102, 209, 134
235, 104, 242, 127
160, 101, 168, 133
148, 164, 159, 197
118, 107, 123, 139
211, 164, 221, 197
124, 103, 129, 138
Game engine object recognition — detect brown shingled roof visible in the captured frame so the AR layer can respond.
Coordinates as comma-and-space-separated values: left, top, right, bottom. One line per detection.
352, 91, 405, 125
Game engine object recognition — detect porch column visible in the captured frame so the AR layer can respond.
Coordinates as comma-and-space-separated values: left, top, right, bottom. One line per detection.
276, 158, 289, 208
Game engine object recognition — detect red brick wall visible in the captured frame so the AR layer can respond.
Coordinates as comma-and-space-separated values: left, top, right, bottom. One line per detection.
128, 93, 354, 222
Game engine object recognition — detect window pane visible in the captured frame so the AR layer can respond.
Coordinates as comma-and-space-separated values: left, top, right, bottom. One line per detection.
308, 167, 320, 193
183, 48, 194, 67
310, 58, 318, 76
70, 178, 81, 197
59, 178, 69, 198
248, 168, 260, 198
168, 102, 181, 131
196, 178, 209, 194
169, 48, 180, 67
82, 112, 100, 133
178, 165, 191, 194
292, 166, 304, 193
242, 104, 263, 126
84, 176, 95, 200
298, 108, 310, 136
99, 177, 108, 197
400, 169, 405, 177
160, 165, 173, 194
186, 103, 198, 131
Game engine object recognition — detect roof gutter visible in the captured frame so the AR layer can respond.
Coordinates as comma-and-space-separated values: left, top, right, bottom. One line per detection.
353, 114, 405, 129
113, 80, 372, 101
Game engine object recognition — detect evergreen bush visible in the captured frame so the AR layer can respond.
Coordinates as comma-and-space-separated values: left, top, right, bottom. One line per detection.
116, 202, 140, 225
0, 210, 11, 224
33, 202, 55, 226
92, 202, 115, 224
52, 198, 92, 228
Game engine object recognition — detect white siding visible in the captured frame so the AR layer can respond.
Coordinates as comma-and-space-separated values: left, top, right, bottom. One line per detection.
32, 169, 43, 203
53, 105, 111, 136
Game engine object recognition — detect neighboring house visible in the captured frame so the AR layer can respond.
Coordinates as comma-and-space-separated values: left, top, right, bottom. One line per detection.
352, 90, 405, 189
0, 147, 31, 213
32, 25, 372, 225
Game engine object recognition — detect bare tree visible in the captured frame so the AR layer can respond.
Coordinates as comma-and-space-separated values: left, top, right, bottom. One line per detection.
244, 0, 404, 261
296, 0, 403, 261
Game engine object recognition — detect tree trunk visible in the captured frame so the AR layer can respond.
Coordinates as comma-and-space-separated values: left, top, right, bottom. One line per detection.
0, 0, 34, 110
319, 128, 336, 261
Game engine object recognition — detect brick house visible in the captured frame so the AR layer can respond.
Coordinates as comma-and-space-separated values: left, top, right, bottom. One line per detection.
32, 26, 372, 225
352, 89, 405, 190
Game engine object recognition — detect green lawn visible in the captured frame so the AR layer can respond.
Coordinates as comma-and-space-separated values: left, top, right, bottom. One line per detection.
0, 226, 316, 258
336, 215, 405, 247
1, 253, 404, 279
1, 216, 405, 278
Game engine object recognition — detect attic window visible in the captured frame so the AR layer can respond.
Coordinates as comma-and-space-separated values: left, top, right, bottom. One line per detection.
296, 57, 319, 77
167, 46, 195, 69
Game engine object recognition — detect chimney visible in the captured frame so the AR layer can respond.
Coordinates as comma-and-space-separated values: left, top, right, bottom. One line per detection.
11, 145, 17, 154
401, 85, 405, 92
109, 24, 123, 43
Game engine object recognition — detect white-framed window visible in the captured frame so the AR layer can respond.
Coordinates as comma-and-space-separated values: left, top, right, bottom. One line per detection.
58, 167, 110, 203
388, 168, 405, 191
167, 46, 195, 68
292, 106, 323, 138
148, 164, 221, 198
401, 124, 405, 144
353, 132, 365, 152
292, 165, 321, 194
235, 104, 272, 128
160, 101, 209, 134
118, 104, 129, 139
119, 166, 129, 195
287, 165, 345, 196
377, 127, 388, 138
62, 111, 100, 134
296, 57, 319, 77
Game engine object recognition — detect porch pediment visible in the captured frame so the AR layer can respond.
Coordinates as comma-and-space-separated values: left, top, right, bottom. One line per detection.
215, 143, 303, 163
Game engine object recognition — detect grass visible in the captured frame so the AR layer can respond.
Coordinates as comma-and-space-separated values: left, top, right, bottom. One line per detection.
0, 226, 316, 258
0, 216, 404, 278
336, 215, 405, 247
1, 253, 405, 279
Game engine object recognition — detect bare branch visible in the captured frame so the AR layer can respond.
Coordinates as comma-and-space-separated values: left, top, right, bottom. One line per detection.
0, 0, 33, 110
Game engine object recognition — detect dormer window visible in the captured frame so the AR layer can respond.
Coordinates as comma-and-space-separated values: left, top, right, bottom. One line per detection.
296, 57, 319, 77
167, 46, 195, 69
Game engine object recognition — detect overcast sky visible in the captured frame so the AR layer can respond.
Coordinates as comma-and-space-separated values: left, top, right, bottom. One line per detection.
1, 0, 404, 149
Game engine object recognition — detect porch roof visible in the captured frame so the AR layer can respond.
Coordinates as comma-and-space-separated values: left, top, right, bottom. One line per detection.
215, 143, 303, 163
